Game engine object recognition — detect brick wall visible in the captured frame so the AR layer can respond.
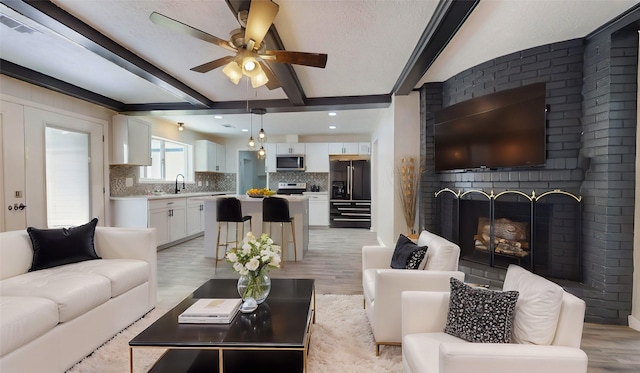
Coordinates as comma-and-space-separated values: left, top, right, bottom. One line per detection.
419, 31, 638, 324
579, 29, 638, 323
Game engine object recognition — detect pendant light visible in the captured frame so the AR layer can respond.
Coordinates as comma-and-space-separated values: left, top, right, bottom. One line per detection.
252, 108, 267, 159
247, 112, 256, 150
245, 80, 257, 150
255, 108, 267, 143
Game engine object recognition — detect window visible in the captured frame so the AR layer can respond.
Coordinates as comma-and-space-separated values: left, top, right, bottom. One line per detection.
140, 137, 193, 182
45, 126, 90, 227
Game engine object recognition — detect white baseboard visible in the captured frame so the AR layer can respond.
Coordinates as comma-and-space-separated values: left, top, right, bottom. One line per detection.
628, 314, 640, 332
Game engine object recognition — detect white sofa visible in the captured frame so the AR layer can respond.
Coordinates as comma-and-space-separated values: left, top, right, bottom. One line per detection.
401, 265, 588, 373
362, 230, 465, 354
0, 227, 157, 373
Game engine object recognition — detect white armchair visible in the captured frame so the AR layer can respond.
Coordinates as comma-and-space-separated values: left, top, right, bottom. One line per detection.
401, 265, 588, 373
362, 230, 465, 355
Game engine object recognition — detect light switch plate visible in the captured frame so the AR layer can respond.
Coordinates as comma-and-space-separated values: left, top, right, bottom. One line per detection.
198, 181, 202, 186
125, 177, 133, 187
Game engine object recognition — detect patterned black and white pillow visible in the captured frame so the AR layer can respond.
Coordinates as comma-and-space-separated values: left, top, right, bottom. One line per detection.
406, 248, 427, 269
444, 277, 519, 343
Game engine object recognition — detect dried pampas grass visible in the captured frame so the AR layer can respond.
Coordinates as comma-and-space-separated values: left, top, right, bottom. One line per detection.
397, 156, 424, 235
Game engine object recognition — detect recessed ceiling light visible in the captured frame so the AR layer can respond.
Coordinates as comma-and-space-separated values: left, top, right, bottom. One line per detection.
214, 115, 223, 119
329, 125, 336, 129
328, 112, 337, 116
242, 128, 249, 132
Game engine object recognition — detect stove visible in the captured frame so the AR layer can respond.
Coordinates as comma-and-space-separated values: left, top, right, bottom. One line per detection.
277, 182, 307, 195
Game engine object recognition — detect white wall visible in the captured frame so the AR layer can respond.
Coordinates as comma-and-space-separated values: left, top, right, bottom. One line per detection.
370, 92, 421, 247
371, 104, 395, 247
393, 93, 421, 237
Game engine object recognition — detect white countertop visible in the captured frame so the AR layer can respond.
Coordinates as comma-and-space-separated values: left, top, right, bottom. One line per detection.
110, 191, 233, 201
198, 194, 309, 202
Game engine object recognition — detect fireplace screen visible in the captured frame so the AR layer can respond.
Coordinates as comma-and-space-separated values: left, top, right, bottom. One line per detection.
435, 188, 582, 282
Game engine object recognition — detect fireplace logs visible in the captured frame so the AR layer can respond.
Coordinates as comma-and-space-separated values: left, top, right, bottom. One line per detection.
474, 217, 530, 258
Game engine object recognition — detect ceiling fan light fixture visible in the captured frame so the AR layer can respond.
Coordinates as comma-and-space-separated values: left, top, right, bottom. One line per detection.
222, 61, 242, 84
250, 70, 269, 88
242, 57, 258, 74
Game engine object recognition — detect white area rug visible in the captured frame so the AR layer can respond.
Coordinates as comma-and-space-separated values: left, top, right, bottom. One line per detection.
67, 294, 402, 372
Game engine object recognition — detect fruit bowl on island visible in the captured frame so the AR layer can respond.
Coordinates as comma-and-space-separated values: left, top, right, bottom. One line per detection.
246, 188, 276, 198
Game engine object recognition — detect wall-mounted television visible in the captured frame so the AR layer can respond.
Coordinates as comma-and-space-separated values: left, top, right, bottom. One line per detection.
434, 83, 547, 172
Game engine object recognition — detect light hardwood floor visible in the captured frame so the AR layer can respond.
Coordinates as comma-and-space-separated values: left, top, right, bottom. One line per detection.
156, 228, 640, 372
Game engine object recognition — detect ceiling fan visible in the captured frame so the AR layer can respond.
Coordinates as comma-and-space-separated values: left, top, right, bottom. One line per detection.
150, 0, 328, 89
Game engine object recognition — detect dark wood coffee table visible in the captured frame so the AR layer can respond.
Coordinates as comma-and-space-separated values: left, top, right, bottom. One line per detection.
129, 278, 315, 373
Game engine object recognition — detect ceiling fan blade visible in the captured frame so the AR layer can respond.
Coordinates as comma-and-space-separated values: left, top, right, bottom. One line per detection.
264, 50, 328, 68
190, 56, 236, 73
150, 12, 236, 53
259, 61, 281, 90
245, 0, 279, 49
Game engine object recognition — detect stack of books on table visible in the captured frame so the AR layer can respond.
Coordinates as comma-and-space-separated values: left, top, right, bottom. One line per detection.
178, 298, 242, 324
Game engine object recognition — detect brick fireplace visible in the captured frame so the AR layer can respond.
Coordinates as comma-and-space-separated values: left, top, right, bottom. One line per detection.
418, 27, 638, 324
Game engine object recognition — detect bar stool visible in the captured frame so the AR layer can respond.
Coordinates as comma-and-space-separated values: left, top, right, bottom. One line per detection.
215, 197, 252, 271
262, 197, 297, 265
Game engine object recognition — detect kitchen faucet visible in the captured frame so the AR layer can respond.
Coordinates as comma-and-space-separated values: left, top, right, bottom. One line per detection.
175, 174, 185, 194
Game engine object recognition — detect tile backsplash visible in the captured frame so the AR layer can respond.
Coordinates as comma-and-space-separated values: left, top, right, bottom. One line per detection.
109, 165, 236, 196
267, 172, 329, 192
109, 166, 327, 196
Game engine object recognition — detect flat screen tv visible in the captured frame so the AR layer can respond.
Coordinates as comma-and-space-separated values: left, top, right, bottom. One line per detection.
434, 83, 547, 172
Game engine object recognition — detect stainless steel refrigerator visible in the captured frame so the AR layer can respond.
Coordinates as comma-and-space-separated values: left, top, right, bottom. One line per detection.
330, 159, 371, 228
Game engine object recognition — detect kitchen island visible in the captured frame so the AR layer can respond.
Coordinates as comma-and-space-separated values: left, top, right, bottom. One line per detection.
199, 195, 309, 261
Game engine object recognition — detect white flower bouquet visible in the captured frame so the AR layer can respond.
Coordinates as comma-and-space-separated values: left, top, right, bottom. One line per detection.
226, 232, 281, 303
226, 232, 282, 275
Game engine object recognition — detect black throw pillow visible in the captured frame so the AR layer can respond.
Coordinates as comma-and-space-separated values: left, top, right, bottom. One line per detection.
390, 234, 428, 269
444, 277, 519, 343
27, 218, 101, 271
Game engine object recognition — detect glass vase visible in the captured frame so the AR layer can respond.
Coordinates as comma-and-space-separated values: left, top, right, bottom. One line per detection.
237, 272, 271, 304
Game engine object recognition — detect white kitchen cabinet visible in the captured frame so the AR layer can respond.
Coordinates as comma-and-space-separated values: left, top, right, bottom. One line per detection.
148, 198, 186, 246
305, 143, 330, 172
329, 142, 359, 155
111, 115, 151, 165
359, 142, 371, 155
304, 192, 329, 226
276, 143, 305, 154
195, 140, 226, 172
186, 197, 205, 236
215, 143, 226, 173
265, 143, 277, 172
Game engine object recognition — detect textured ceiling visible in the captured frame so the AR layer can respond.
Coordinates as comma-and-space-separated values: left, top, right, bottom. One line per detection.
1, 0, 638, 138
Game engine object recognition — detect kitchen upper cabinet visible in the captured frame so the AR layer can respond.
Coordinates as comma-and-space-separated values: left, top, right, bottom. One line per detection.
276, 143, 305, 155
305, 143, 330, 172
195, 140, 226, 172
111, 115, 151, 165
359, 142, 371, 155
265, 143, 277, 172
148, 198, 186, 246
329, 142, 359, 155
215, 143, 226, 173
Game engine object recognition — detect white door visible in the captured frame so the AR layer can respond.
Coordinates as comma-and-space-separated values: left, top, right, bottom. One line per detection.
1, 101, 26, 232
24, 107, 104, 228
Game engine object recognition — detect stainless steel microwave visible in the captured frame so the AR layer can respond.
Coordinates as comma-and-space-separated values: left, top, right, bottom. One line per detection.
276, 154, 305, 171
